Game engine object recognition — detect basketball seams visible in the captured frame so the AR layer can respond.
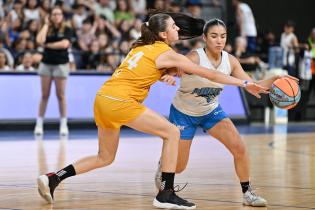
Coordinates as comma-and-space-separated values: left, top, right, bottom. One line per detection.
269, 78, 300, 109
283, 78, 296, 104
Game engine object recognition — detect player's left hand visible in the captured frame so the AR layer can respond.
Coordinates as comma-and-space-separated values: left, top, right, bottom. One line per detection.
245, 82, 269, 98
160, 75, 176, 86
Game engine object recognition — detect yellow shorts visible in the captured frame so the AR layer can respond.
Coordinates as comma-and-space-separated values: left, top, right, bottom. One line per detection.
94, 94, 146, 129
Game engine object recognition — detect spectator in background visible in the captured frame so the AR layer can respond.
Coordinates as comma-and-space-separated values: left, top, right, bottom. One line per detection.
185, 0, 202, 18
71, 3, 88, 30
11, 38, 27, 64
169, 1, 182, 13
95, 15, 121, 38
93, 0, 115, 23
280, 20, 299, 76
34, 7, 72, 136
83, 39, 101, 70
97, 33, 111, 52
7, 0, 24, 24
0, 37, 14, 68
308, 27, 315, 76
232, 0, 257, 53
117, 19, 131, 41
23, 0, 40, 23
39, 0, 51, 20
0, 51, 11, 71
129, 0, 146, 17
16, 51, 35, 71
114, 0, 134, 25
77, 18, 97, 52
153, 0, 167, 10
129, 17, 142, 39
233, 36, 267, 73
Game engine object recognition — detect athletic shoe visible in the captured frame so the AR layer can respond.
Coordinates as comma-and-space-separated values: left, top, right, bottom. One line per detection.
153, 189, 196, 209
34, 123, 43, 135
37, 173, 60, 203
59, 124, 69, 136
243, 189, 267, 207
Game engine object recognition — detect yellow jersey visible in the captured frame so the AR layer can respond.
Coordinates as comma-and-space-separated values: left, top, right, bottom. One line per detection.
98, 41, 171, 103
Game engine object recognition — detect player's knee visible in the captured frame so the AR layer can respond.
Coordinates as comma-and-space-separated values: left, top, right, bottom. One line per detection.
168, 125, 180, 141
232, 138, 246, 158
97, 154, 115, 167
161, 124, 180, 141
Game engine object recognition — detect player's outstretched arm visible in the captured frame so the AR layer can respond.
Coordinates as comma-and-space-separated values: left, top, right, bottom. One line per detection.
156, 50, 269, 98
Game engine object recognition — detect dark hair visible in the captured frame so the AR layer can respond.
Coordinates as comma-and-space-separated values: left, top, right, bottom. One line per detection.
132, 10, 205, 49
285, 20, 295, 28
203, 18, 226, 35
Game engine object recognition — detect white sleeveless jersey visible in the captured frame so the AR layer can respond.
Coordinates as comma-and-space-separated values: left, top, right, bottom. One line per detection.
172, 49, 232, 116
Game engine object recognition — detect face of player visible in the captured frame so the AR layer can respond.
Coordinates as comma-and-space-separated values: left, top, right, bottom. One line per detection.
164, 18, 180, 44
203, 25, 227, 55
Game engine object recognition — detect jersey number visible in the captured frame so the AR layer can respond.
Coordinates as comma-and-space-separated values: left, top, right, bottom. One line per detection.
126, 51, 144, 70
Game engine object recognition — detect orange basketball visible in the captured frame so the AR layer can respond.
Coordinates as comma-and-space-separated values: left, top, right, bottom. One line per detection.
269, 77, 301, 109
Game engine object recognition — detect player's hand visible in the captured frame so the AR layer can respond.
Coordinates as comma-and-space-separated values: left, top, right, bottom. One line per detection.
275, 75, 299, 82
160, 75, 176, 86
245, 82, 269, 99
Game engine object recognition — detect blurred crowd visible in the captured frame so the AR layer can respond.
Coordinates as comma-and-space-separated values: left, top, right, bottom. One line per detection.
0, 0, 210, 73
0, 0, 314, 80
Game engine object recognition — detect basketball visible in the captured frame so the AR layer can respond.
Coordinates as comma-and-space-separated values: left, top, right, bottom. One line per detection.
269, 77, 301, 109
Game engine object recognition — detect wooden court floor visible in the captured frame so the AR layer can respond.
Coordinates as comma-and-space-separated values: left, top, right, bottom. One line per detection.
0, 130, 314, 210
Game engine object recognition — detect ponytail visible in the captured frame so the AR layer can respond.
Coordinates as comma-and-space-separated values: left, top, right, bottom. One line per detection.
131, 10, 205, 49
148, 9, 205, 40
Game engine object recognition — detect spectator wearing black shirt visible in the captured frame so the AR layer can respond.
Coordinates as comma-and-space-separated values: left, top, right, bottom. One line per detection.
34, 7, 72, 136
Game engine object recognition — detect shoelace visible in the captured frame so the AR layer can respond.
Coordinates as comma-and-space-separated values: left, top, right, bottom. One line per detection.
246, 190, 261, 201
173, 182, 188, 192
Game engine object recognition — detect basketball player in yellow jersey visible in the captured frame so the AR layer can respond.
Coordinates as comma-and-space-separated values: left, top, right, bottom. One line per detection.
37, 12, 268, 209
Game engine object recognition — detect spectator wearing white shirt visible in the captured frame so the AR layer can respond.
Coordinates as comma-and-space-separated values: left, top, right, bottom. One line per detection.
16, 52, 35, 72
24, 0, 40, 23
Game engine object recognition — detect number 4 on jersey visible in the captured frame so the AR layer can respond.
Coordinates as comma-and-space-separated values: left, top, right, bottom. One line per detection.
126, 51, 144, 70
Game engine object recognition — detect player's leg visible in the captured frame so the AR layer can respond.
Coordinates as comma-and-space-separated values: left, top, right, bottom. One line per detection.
125, 108, 196, 209
207, 118, 267, 207
154, 104, 196, 190
37, 127, 120, 203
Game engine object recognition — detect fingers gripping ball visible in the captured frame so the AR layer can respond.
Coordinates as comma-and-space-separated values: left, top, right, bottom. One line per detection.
269, 77, 301, 109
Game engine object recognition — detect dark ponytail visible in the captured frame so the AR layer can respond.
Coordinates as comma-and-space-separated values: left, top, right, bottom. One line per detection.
165, 12, 205, 40
132, 10, 205, 49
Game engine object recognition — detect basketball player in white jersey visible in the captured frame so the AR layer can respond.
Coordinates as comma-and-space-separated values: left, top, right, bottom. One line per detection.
155, 19, 297, 207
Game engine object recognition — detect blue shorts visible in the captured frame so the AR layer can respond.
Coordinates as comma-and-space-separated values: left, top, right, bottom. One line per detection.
169, 104, 227, 140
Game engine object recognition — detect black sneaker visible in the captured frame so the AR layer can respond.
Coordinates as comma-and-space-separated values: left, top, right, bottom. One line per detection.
153, 190, 196, 209
37, 173, 60, 203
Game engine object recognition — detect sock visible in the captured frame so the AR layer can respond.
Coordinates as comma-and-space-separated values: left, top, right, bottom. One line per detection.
36, 117, 43, 126
60, 117, 67, 126
240, 181, 251, 193
161, 172, 175, 191
56, 164, 76, 182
